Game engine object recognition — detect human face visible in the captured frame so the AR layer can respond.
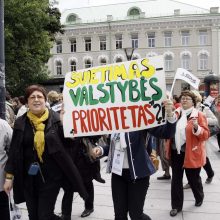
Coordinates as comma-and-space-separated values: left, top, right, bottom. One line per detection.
28, 91, 46, 116
180, 96, 193, 110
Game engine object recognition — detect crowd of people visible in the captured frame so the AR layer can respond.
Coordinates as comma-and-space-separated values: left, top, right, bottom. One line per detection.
0, 85, 220, 220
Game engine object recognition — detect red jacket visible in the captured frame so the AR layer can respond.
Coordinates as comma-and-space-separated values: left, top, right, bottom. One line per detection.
165, 108, 210, 168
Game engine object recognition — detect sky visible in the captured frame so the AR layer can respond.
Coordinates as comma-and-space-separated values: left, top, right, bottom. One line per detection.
55, 0, 220, 12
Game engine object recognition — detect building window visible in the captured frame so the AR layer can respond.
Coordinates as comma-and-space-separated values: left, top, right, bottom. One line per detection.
181, 54, 190, 70
181, 31, 190, 46
165, 55, 173, 71
85, 59, 92, 68
199, 30, 207, 46
100, 58, 107, 65
131, 33, 138, 48
85, 37, 91, 51
129, 8, 140, 16
164, 31, 172, 47
116, 57, 123, 63
70, 60, 76, 72
116, 34, 122, 49
67, 14, 77, 23
56, 61, 62, 75
100, 36, 106, 51
56, 41, 62, 53
70, 38, 76, 52
148, 32, 155, 48
146, 52, 157, 57
199, 54, 208, 70
166, 84, 172, 92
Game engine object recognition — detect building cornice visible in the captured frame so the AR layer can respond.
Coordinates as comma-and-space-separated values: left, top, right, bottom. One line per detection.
60, 16, 220, 37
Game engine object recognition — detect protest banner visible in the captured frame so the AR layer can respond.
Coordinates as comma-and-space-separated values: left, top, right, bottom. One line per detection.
175, 68, 200, 89
169, 68, 200, 99
63, 55, 166, 137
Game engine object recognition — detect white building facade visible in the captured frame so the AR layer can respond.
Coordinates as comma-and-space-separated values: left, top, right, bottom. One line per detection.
47, 0, 220, 95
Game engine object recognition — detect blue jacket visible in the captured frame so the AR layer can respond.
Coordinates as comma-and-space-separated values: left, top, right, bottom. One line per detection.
103, 122, 176, 180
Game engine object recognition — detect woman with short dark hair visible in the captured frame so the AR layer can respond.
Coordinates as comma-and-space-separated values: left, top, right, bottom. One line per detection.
4, 84, 87, 220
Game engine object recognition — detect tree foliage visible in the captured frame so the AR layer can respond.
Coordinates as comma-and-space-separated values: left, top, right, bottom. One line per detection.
5, 0, 63, 96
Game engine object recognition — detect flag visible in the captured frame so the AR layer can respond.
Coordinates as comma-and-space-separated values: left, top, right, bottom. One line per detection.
174, 68, 200, 89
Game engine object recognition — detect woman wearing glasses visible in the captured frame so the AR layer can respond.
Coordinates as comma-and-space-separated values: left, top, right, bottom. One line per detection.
3, 85, 87, 220
167, 90, 209, 217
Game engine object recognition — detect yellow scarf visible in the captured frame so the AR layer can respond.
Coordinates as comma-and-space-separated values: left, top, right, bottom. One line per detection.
27, 108, 49, 163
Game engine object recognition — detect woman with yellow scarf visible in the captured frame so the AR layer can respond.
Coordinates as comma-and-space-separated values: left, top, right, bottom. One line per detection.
3, 85, 87, 220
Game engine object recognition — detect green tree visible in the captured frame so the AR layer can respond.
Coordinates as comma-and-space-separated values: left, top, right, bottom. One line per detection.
5, 0, 63, 96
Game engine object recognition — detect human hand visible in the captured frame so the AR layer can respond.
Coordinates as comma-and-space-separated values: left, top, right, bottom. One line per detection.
192, 117, 198, 130
4, 179, 13, 194
93, 147, 102, 158
164, 99, 174, 117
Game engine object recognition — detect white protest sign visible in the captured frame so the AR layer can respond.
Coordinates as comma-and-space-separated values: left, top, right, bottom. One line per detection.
175, 68, 200, 89
63, 56, 166, 137
169, 68, 200, 99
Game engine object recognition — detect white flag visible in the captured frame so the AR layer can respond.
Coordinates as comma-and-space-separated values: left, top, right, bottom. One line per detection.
174, 68, 200, 89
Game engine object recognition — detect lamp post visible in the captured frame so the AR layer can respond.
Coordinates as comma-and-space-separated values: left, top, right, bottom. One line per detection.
124, 47, 135, 61
0, 0, 5, 120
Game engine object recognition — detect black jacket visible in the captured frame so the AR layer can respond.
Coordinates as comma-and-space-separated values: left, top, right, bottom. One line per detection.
72, 136, 102, 183
5, 110, 88, 203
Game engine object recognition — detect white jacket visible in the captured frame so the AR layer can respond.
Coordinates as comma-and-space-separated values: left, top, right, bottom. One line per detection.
16, 105, 28, 118
198, 103, 218, 126
0, 118, 13, 191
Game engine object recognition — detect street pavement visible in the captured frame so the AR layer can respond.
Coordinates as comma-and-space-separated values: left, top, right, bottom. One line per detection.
19, 136, 220, 220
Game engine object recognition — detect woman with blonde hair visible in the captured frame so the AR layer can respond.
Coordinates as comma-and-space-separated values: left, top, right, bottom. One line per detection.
47, 90, 62, 113
47, 90, 59, 105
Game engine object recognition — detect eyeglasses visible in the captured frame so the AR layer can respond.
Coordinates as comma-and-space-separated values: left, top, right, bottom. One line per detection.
181, 97, 192, 101
28, 95, 45, 101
